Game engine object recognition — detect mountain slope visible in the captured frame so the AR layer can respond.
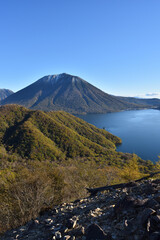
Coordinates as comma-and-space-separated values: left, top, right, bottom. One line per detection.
0, 105, 122, 161
0, 89, 13, 101
1, 73, 147, 113
0, 105, 157, 235
117, 96, 160, 107
2, 179, 160, 240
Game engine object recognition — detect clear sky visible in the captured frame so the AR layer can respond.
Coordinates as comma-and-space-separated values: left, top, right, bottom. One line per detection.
0, 0, 160, 98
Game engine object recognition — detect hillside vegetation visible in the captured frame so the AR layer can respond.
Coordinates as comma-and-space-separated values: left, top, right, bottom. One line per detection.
0, 104, 122, 161
0, 105, 159, 234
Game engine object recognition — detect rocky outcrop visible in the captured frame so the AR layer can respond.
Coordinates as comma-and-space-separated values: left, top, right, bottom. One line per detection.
1, 179, 160, 240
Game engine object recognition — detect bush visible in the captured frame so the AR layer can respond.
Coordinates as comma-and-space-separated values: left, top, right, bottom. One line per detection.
0, 162, 64, 233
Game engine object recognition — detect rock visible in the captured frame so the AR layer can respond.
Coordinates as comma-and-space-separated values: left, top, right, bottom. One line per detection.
153, 179, 160, 184
85, 224, 111, 240
144, 183, 158, 194
69, 226, 85, 238
55, 231, 62, 239
149, 215, 160, 232
154, 193, 160, 203
1, 180, 160, 240
121, 220, 138, 236
114, 195, 148, 217
19, 226, 27, 232
145, 198, 159, 210
137, 208, 156, 226
65, 219, 75, 229
156, 209, 160, 215
45, 218, 54, 225
34, 219, 39, 225
65, 217, 77, 229
82, 237, 86, 240
63, 236, 71, 240
149, 231, 160, 240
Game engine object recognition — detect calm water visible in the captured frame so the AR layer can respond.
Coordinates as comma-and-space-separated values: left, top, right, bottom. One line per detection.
76, 109, 160, 163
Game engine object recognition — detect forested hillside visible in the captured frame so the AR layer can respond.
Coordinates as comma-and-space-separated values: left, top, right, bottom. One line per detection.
0, 104, 121, 161
0, 105, 158, 234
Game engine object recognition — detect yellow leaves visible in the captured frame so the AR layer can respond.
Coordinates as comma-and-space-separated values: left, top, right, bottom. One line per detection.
0, 162, 65, 233
0, 169, 15, 185
0, 146, 7, 158
155, 158, 160, 170
120, 154, 143, 182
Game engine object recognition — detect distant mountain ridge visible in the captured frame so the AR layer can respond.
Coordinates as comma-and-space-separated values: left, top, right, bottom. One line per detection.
0, 89, 13, 101
117, 96, 160, 107
0, 73, 149, 113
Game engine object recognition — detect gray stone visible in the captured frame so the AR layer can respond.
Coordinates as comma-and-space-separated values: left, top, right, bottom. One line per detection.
63, 236, 71, 240
145, 198, 159, 209
137, 208, 156, 225
85, 224, 111, 240
149, 215, 160, 232
149, 232, 160, 240
65, 218, 77, 229
55, 231, 62, 239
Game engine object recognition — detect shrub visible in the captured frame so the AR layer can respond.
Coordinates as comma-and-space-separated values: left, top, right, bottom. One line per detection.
0, 162, 64, 233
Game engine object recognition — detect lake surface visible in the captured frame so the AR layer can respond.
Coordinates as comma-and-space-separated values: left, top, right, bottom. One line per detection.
76, 109, 160, 163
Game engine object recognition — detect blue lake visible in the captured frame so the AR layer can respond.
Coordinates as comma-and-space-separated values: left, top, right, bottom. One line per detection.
76, 109, 160, 163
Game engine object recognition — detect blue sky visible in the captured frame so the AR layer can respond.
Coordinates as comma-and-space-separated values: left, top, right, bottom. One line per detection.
0, 0, 160, 98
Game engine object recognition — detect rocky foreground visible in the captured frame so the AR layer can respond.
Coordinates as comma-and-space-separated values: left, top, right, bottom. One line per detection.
2, 179, 160, 240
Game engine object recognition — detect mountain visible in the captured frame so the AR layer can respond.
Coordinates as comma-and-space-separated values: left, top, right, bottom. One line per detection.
117, 96, 160, 107
0, 104, 122, 161
0, 89, 13, 101
0, 73, 147, 113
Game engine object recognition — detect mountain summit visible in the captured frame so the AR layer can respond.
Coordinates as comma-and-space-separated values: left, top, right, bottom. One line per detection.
0, 89, 13, 101
1, 73, 146, 113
